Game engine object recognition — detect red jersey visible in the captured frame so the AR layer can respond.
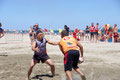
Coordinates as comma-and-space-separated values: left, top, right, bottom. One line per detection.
114, 33, 119, 38
95, 26, 98, 32
90, 26, 95, 32
73, 32, 77, 39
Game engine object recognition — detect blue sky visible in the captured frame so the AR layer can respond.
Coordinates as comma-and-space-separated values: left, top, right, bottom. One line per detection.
0, 0, 120, 30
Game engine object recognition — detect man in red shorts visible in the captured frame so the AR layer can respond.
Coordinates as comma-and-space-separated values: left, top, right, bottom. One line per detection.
113, 32, 119, 42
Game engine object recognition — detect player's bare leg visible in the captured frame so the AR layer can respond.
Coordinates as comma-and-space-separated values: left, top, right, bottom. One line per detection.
26, 59, 37, 80
45, 59, 55, 77
73, 68, 86, 80
65, 71, 72, 80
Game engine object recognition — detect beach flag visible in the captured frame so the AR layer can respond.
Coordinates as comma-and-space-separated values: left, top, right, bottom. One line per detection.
50, 29, 54, 33
59, 29, 62, 33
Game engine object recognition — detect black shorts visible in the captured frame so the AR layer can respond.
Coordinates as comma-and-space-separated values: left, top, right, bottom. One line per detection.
94, 32, 98, 35
33, 52, 50, 63
29, 33, 32, 37
86, 31, 89, 33
64, 50, 80, 71
90, 32, 94, 35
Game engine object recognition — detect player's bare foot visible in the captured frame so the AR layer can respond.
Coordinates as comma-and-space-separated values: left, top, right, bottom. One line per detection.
26, 77, 29, 80
81, 75, 86, 80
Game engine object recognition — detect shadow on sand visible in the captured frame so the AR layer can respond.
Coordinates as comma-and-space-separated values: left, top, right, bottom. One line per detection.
32, 74, 59, 80
0, 54, 8, 57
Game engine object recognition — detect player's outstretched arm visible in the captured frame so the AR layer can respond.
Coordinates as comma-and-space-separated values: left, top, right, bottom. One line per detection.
45, 38, 59, 45
59, 44, 64, 54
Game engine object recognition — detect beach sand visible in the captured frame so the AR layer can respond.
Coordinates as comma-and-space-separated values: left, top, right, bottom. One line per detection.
0, 34, 120, 80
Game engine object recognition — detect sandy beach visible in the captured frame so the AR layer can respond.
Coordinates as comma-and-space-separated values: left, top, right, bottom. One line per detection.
0, 34, 120, 80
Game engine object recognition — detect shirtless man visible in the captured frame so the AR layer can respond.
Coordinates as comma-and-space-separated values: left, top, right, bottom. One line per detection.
113, 24, 118, 33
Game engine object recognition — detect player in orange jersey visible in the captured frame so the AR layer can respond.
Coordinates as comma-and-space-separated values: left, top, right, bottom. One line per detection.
59, 30, 86, 80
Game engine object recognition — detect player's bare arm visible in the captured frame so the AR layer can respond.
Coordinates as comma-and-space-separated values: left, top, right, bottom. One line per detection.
76, 40, 84, 58
59, 44, 64, 54
32, 41, 39, 52
45, 38, 59, 45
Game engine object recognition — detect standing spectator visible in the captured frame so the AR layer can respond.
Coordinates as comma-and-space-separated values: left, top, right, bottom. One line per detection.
94, 23, 99, 42
32, 24, 42, 39
29, 26, 34, 43
79, 30, 84, 41
85, 25, 89, 40
113, 24, 118, 33
33, 24, 43, 33
73, 29, 77, 39
64, 25, 69, 36
73, 28, 80, 41
0, 22, 4, 38
29, 24, 43, 44
90, 23, 95, 42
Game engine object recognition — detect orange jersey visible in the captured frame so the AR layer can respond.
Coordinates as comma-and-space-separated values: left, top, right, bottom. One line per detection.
60, 36, 79, 54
